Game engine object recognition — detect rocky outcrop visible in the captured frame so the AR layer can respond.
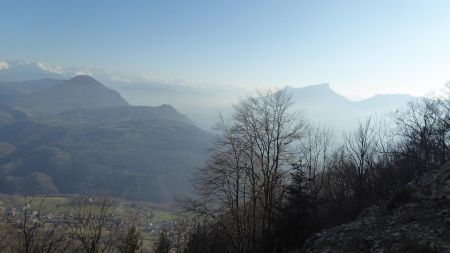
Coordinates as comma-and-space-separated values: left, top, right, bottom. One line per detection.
302, 163, 450, 253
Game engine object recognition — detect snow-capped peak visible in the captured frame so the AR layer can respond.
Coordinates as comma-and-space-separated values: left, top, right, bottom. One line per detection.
0, 60, 148, 84
0, 61, 9, 70
37, 62, 64, 74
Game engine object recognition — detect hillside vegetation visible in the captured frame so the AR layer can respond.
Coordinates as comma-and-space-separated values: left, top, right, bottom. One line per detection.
0, 76, 212, 202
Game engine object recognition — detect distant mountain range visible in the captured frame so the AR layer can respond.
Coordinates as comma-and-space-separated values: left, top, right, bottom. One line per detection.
285, 84, 417, 133
9, 75, 129, 114
0, 60, 420, 202
0, 60, 417, 131
0, 60, 241, 128
0, 75, 212, 202
0, 60, 148, 84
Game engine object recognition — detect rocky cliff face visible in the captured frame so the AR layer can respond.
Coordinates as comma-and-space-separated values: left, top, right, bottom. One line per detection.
302, 163, 450, 253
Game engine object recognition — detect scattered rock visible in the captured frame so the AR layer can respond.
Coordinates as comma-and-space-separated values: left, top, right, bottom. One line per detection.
302, 163, 450, 253
439, 209, 449, 216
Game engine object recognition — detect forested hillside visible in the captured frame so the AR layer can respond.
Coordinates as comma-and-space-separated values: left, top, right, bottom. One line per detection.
0, 76, 212, 202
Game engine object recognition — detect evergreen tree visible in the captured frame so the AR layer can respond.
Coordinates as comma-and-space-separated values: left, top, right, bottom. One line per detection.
154, 231, 171, 253
118, 225, 142, 253
273, 163, 313, 251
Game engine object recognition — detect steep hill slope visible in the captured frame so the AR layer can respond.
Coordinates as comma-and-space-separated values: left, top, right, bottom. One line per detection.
302, 163, 450, 252
0, 104, 212, 202
43, 104, 194, 127
0, 76, 212, 203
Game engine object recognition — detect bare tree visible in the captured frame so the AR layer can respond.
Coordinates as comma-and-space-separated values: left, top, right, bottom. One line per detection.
393, 96, 449, 174
190, 89, 306, 253
321, 145, 357, 223
190, 118, 256, 253
0, 221, 7, 250
298, 125, 333, 221
343, 117, 378, 211
68, 196, 117, 253
4, 195, 71, 253
169, 216, 191, 253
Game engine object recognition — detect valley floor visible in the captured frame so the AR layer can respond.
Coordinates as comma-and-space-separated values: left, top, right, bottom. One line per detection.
0, 194, 181, 249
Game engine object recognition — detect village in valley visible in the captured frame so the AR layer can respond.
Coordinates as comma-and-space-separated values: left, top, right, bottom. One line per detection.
0, 194, 183, 246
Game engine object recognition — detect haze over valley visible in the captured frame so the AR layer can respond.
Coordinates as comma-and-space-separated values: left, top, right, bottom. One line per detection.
0, 1, 449, 252
0, 60, 418, 131
0, 59, 424, 205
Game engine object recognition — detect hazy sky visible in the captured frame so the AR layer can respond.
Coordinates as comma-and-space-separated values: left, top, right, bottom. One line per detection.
1, 0, 450, 98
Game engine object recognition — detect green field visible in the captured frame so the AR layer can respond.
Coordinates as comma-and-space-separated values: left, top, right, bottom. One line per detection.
0, 194, 182, 249
0, 194, 178, 215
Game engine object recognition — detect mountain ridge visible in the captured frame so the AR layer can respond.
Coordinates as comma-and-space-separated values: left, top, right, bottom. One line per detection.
284, 84, 416, 134
0, 60, 417, 102
8, 75, 129, 115
0, 75, 212, 203
0, 61, 419, 132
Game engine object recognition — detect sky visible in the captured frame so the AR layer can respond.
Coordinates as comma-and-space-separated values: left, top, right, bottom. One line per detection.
1, 0, 450, 98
